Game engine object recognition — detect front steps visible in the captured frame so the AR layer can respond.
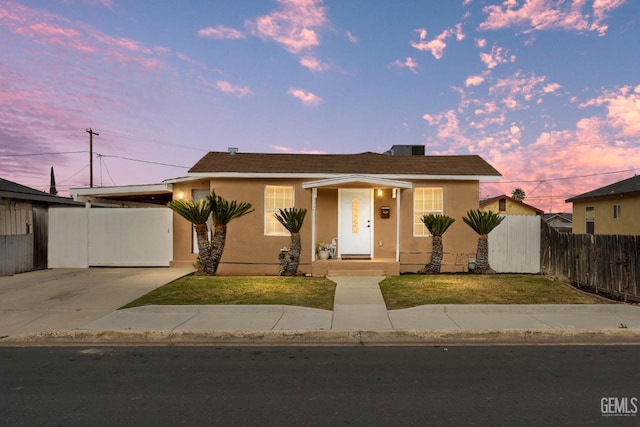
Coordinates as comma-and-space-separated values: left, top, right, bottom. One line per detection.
312, 258, 399, 277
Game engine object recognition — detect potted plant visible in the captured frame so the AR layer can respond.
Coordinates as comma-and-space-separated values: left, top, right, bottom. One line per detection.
316, 242, 331, 260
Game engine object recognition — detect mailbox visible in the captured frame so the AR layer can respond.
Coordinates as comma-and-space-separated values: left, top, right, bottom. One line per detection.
380, 206, 390, 219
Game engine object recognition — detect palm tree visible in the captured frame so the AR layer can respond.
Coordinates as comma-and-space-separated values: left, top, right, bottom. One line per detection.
274, 207, 307, 276
462, 209, 504, 274
167, 198, 214, 275
419, 213, 455, 274
511, 187, 526, 201
207, 190, 254, 274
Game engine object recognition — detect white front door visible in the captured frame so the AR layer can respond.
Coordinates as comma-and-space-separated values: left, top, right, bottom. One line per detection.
339, 189, 372, 257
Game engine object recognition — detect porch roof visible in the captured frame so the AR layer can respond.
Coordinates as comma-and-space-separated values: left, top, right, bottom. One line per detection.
301, 174, 413, 189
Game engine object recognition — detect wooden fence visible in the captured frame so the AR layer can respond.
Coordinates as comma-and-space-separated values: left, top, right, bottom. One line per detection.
541, 221, 640, 302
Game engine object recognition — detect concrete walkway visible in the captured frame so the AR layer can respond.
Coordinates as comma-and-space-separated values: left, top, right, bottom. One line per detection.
77, 276, 640, 333
3, 272, 640, 345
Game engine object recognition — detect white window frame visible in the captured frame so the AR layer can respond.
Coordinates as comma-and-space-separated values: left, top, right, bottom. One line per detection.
413, 187, 444, 237
264, 185, 294, 236
613, 204, 621, 219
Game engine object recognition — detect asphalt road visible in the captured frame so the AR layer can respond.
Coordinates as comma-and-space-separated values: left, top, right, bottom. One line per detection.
1, 346, 639, 426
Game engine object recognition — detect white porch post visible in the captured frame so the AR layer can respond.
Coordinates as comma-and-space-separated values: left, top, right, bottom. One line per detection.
395, 188, 401, 262
311, 187, 317, 262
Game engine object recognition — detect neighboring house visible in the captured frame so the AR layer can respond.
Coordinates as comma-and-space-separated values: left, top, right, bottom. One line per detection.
1, 177, 82, 274
480, 194, 543, 216
72, 146, 502, 275
566, 174, 640, 235
542, 213, 572, 233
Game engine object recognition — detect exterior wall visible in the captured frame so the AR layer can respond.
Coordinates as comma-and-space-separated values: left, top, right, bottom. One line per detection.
481, 199, 538, 215
399, 180, 480, 273
0, 200, 32, 235
171, 178, 482, 274
571, 196, 640, 235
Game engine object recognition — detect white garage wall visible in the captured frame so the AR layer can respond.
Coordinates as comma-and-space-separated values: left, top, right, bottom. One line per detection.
48, 207, 88, 268
49, 207, 173, 268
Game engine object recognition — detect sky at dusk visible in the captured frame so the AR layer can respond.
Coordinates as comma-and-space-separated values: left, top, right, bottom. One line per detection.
1, 0, 639, 212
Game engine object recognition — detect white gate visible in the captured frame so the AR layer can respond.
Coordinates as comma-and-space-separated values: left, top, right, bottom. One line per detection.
49, 207, 173, 268
488, 215, 540, 273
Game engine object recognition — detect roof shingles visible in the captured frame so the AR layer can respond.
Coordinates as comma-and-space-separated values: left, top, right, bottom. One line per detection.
189, 151, 502, 177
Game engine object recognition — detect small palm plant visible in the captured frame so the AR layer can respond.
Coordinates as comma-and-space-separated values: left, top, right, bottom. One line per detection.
274, 207, 307, 276
419, 213, 455, 274
462, 209, 504, 274
207, 190, 255, 274
167, 198, 214, 275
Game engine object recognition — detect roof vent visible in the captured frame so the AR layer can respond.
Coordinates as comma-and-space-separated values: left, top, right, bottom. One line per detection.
228, 147, 238, 155
386, 145, 425, 156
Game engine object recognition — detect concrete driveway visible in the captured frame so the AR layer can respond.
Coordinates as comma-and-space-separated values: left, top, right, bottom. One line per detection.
0, 268, 193, 337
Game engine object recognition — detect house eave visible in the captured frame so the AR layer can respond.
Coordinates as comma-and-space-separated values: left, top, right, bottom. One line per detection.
185, 172, 501, 182
302, 175, 414, 189
70, 183, 173, 199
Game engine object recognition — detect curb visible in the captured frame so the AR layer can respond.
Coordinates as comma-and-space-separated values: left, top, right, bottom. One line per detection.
2, 328, 640, 346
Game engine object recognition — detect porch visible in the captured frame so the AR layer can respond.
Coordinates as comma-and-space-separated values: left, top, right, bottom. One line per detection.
311, 258, 400, 277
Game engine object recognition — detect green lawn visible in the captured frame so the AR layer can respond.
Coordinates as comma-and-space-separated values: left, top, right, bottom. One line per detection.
379, 274, 602, 309
122, 273, 603, 311
122, 275, 337, 310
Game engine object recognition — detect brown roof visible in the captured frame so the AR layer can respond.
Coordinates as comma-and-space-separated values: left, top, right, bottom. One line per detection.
480, 194, 544, 214
189, 151, 502, 177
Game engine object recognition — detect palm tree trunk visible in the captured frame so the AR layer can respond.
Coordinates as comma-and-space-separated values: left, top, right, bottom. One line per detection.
194, 224, 214, 275
283, 232, 301, 276
211, 223, 227, 274
430, 236, 443, 274
475, 235, 489, 274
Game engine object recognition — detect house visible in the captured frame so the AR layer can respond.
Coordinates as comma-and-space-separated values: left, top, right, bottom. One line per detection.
71, 146, 502, 275
566, 174, 640, 235
542, 213, 572, 233
480, 194, 543, 216
1, 177, 82, 274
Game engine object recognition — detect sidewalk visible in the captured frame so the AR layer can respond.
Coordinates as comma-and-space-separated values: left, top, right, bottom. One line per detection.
4, 275, 640, 346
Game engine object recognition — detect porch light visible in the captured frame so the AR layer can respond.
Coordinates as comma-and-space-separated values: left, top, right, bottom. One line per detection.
377, 189, 383, 197
392, 188, 397, 198
178, 191, 185, 199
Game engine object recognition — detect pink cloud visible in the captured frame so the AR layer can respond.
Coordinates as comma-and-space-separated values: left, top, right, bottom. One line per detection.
411, 24, 465, 59
465, 74, 485, 87
479, 45, 516, 69
246, 0, 327, 54
287, 87, 322, 106
198, 25, 245, 40
391, 57, 419, 74
479, 0, 627, 36
299, 56, 330, 72
215, 80, 252, 97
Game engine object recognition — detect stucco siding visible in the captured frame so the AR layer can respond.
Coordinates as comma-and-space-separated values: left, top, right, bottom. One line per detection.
171, 178, 482, 274
572, 196, 640, 235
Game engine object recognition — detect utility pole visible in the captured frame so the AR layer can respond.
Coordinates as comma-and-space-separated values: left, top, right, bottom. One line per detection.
86, 128, 99, 187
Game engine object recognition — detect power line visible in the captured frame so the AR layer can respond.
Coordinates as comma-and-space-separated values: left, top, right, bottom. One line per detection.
95, 153, 190, 169
497, 167, 639, 184
0, 151, 87, 157
95, 129, 208, 153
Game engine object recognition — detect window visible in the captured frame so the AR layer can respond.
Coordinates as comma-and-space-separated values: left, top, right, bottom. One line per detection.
498, 198, 506, 211
585, 206, 595, 221
613, 204, 621, 219
265, 185, 294, 236
585, 206, 595, 234
414, 187, 443, 236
